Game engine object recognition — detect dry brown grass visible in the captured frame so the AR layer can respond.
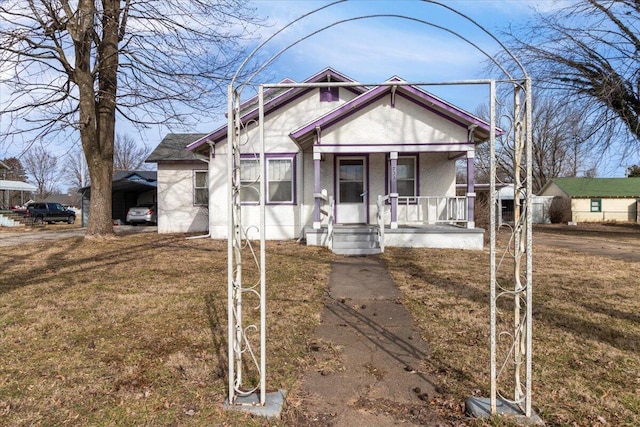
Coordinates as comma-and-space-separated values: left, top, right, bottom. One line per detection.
2, 226, 639, 426
0, 234, 333, 426
382, 227, 640, 427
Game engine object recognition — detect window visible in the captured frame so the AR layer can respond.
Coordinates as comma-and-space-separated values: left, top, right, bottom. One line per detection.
320, 86, 339, 102
388, 156, 417, 197
240, 158, 260, 203
194, 170, 208, 205
590, 198, 602, 212
240, 155, 295, 204
268, 158, 294, 203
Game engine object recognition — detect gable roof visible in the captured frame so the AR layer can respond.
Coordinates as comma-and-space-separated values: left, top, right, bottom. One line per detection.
147, 133, 208, 163
543, 177, 640, 198
289, 76, 494, 145
186, 67, 368, 151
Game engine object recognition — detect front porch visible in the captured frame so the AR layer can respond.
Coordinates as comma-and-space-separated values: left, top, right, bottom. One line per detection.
305, 223, 484, 254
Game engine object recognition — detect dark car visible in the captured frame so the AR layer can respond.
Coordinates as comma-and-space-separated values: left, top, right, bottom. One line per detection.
26, 202, 76, 224
126, 203, 157, 225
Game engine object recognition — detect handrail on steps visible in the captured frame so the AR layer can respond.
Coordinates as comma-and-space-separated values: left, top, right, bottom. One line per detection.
314, 189, 335, 250
377, 194, 389, 253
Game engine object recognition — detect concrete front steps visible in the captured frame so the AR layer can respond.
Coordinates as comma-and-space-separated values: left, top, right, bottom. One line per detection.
331, 226, 381, 256
0, 211, 27, 227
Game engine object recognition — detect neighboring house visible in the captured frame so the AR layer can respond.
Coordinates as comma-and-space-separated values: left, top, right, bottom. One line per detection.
79, 171, 157, 226
0, 160, 36, 209
456, 183, 553, 226
149, 67, 496, 251
43, 193, 80, 210
539, 177, 640, 223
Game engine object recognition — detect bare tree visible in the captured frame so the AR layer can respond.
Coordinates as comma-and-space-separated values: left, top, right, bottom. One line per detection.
0, 1, 261, 236
505, 0, 640, 152
23, 146, 61, 200
63, 147, 90, 191
475, 94, 596, 192
114, 133, 150, 172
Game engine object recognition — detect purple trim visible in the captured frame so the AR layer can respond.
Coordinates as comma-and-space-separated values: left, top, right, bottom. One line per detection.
467, 156, 475, 224
290, 82, 498, 142
315, 142, 476, 150
314, 157, 321, 224
238, 77, 297, 110
320, 86, 340, 102
390, 156, 397, 224
385, 153, 419, 204
334, 154, 369, 224
187, 68, 368, 151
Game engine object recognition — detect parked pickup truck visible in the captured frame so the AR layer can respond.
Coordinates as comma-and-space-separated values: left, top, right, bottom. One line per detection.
25, 202, 76, 225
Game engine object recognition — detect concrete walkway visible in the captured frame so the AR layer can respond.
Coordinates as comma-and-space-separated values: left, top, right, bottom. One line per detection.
292, 256, 447, 426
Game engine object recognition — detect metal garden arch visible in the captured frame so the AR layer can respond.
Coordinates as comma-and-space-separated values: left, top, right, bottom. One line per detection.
224, 0, 536, 422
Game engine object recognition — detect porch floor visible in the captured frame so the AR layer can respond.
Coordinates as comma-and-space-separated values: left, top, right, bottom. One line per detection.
305, 223, 485, 251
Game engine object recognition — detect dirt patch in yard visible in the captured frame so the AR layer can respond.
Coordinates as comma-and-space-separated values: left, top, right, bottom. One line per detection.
533, 223, 640, 262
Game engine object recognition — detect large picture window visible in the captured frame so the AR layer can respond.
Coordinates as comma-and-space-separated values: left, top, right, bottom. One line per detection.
389, 155, 417, 197
193, 170, 208, 205
240, 155, 295, 204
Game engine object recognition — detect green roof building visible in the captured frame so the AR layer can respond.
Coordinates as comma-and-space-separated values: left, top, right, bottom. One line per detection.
539, 178, 640, 223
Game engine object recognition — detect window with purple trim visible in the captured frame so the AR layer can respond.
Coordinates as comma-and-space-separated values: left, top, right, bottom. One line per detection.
389, 156, 417, 197
240, 156, 295, 204
320, 86, 339, 102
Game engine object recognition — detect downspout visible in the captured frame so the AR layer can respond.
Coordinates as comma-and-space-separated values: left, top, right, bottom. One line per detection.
186, 141, 213, 240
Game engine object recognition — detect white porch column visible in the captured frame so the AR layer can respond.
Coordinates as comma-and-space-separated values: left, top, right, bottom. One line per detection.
390, 152, 398, 229
466, 150, 476, 228
313, 152, 322, 229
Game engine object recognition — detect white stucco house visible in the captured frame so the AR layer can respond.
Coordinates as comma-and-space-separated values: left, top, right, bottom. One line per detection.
147, 68, 495, 252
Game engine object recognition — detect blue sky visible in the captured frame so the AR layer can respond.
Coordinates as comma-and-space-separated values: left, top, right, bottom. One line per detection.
4, 0, 636, 177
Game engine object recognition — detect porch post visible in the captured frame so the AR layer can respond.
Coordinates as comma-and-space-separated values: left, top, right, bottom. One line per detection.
466, 150, 476, 228
313, 152, 321, 229
390, 152, 398, 229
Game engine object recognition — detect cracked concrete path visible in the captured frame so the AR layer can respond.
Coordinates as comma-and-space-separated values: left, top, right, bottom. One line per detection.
291, 256, 447, 426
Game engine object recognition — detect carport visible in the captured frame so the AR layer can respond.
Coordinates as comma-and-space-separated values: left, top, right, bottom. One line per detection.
79, 171, 157, 226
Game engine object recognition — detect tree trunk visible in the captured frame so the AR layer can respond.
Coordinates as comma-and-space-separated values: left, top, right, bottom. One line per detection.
74, 0, 120, 237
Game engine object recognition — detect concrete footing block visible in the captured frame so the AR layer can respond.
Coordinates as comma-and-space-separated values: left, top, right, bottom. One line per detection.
465, 396, 544, 426
223, 390, 286, 419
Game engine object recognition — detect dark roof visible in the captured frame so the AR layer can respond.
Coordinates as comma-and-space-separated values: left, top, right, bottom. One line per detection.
43, 193, 76, 206
113, 170, 157, 182
146, 133, 208, 162
79, 171, 158, 196
544, 177, 640, 198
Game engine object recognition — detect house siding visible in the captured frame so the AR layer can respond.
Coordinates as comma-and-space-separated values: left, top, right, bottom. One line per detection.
571, 197, 638, 222
320, 94, 468, 145
157, 162, 209, 233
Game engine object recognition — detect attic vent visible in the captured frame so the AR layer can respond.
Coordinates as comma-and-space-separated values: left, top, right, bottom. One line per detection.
320, 86, 339, 102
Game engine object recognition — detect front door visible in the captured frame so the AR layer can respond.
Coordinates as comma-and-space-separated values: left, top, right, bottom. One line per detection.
336, 157, 367, 224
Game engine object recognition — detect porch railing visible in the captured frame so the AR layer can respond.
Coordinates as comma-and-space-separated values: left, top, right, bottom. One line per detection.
316, 189, 335, 250
397, 196, 468, 225
376, 194, 389, 252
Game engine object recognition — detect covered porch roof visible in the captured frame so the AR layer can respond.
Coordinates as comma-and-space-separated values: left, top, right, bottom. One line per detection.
289, 77, 498, 153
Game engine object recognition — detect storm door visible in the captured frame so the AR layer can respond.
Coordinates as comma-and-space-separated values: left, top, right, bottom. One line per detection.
336, 156, 367, 223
